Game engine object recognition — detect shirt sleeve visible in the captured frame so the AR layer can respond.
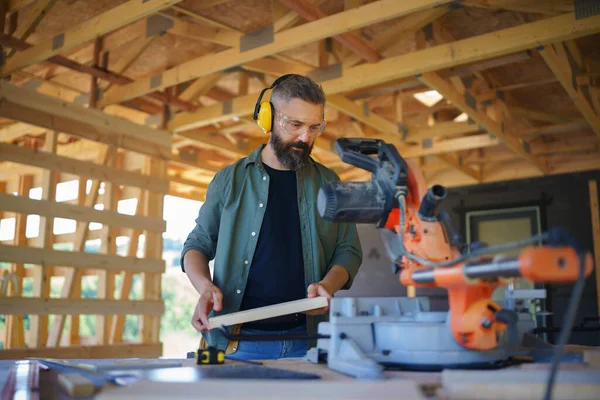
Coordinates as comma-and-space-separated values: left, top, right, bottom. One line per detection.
180, 174, 224, 272
328, 221, 363, 290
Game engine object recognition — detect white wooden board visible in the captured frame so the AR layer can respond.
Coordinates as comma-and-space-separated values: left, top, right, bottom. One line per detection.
96, 379, 425, 399
208, 297, 328, 330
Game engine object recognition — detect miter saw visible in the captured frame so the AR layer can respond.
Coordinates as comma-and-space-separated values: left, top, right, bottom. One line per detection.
306, 138, 594, 381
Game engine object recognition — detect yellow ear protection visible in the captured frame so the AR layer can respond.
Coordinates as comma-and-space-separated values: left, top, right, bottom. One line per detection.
253, 74, 297, 134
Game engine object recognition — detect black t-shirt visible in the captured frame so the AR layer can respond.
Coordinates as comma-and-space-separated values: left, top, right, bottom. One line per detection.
239, 163, 306, 330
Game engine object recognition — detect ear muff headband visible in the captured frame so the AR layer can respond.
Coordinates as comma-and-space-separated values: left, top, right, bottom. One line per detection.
253, 74, 297, 133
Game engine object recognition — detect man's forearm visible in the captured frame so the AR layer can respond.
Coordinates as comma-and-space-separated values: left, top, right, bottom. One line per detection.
319, 265, 350, 295
183, 249, 214, 294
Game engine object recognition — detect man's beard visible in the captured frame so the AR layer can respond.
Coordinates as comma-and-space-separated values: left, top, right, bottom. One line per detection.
269, 129, 313, 171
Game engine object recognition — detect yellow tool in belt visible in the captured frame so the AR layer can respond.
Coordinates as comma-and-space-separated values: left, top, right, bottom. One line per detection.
194, 347, 225, 365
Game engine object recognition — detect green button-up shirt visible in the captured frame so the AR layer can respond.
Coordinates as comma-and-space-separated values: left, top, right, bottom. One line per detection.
180, 144, 363, 351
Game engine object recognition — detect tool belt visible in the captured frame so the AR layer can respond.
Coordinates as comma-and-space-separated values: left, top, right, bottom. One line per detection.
199, 324, 241, 354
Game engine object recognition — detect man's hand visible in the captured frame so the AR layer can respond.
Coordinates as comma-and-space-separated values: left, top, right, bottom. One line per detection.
191, 283, 223, 332
305, 282, 332, 316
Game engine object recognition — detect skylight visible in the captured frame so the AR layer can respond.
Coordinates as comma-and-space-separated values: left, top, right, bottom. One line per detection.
454, 112, 469, 122
413, 90, 443, 107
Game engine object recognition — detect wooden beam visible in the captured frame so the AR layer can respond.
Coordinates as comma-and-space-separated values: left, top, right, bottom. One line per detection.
0, 81, 172, 159
99, 0, 453, 107
7, 0, 59, 59
0, 192, 165, 232
589, 180, 600, 319
8, 0, 37, 14
540, 43, 600, 136
273, 0, 326, 32
28, 131, 57, 348
419, 72, 547, 173
0, 143, 169, 193
343, 7, 449, 68
400, 133, 500, 158
436, 153, 481, 182
180, 72, 225, 103
0, 298, 163, 316
0, 342, 162, 360
140, 157, 166, 344
169, 12, 600, 133
0, 243, 164, 273
167, 16, 240, 47
464, 0, 573, 15
0, 0, 185, 77
509, 106, 585, 125
278, 0, 380, 63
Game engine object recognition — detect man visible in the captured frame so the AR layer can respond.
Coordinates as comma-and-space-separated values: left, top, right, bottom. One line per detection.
180, 74, 362, 360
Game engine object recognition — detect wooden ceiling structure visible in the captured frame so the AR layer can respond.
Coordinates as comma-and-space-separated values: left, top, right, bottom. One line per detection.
0, 0, 600, 200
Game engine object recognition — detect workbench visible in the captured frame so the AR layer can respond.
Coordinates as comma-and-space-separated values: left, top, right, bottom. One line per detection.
1, 354, 599, 399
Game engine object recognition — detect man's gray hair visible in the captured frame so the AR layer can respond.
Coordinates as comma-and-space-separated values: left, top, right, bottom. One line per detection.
271, 75, 326, 108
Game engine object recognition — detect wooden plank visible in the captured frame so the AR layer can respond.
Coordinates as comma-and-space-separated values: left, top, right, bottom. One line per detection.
540, 43, 600, 137
97, 157, 119, 345
279, 0, 380, 63
0, 143, 169, 193
0, 343, 162, 360
589, 180, 600, 320
98, 0, 453, 107
510, 106, 585, 124
93, 378, 425, 400
400, 133, 500, 158
5, 173, 33, 349
8, 0, 37, 13
0, 81, 172, 159
0, 0, 185, 77
440, 368, 600, 400
327, 94, 399, 135
208, 297, 328, 329
0, 244, 164, 273
169, 12, 600, 133
0, 192, 165, 233
29, 131, 57, 348
58, 374, 95, 398
343, 7, 449, 68
0, 298, 163, 316
179, 73, 225, 103
273, 0, 326, 32
48, 147, 116, 347
167, 17, 240, 47
140, 158, 166, 344
418, 72, 547, 173
437, 153, 481, 182
7, 0, 59, 60
111, 190, 146, 344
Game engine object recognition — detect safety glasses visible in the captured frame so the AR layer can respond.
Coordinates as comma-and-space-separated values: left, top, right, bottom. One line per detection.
275, 109, 327, 137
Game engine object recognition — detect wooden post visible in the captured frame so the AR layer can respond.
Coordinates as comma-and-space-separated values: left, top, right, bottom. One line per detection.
6, 174, 33, 349
139, 103, 168, 346
589, 180, 600, 316
30, 131, 58, 348
89, 37, 103, 109
96, 152, 119, 345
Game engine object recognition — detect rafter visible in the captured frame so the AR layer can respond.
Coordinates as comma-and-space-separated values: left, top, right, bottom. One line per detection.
437, 153, 481, 182
418, 72, 547, 173
7, 0, 59, 59
1, 0, 185, 77
0, 81, 172, 159
343, 6, 449, 68
539, 42, 600, 136
278, 0, 380, 63
98, 0, 453, 107
169, 11, 600, 133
